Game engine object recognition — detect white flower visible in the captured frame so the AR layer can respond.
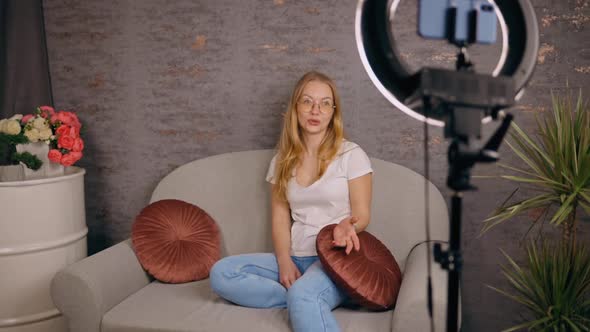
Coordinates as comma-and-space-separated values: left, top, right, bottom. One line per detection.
0, 119, 6, 133
4, 120, 22, 135
39, 127, 53, 140
33, 117, 48, 130
24, 128, 40, 142
9, 114, 23, 121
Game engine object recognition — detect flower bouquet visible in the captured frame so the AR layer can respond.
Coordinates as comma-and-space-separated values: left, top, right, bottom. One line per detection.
0, 106, 84, 181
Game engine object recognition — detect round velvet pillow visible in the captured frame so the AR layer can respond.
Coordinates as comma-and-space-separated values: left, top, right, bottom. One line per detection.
316, 224, 402, 311
132, 199, 221, 283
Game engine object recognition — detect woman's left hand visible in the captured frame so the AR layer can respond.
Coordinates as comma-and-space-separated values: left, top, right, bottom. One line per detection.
332, 216, 360, 255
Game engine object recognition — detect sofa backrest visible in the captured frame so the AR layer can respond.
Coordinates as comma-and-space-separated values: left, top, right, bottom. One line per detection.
150, 149, 449, 269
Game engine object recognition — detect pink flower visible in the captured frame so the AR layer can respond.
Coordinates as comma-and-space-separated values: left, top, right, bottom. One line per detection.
21, 114, 34, 124
67, 112, 81, 128
39, 106, 56, 119
56, 125, 80, 140
60, 151, 82, 166
52, 111, 81, 128
56, 125, 68, 136
72, 138, 84, 152
68, 125, 80, 137
51, 112, 68, 125
58, 135, 75, 150
48, 149, 63, 163
56, 125, 71, 137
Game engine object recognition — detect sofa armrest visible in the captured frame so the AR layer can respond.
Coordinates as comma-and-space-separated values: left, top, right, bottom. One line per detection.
51, 239, 151, 332
392, 241, 460, 332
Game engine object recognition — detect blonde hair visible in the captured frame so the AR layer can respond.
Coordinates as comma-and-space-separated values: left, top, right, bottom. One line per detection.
273, 71, 345, 201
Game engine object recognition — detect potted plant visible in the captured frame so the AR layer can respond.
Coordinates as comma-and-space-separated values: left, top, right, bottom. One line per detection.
0, 106, 85, 181
481, 90, 590, 331
490, 240, 590, 331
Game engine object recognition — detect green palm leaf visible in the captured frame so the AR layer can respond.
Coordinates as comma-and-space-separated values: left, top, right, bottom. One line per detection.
482, 90, 590, 235
481, 194, 556, 234
491, 241, 590, 331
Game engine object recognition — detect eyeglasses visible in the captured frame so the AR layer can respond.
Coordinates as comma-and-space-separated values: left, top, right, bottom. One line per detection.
296, 97, 335, 114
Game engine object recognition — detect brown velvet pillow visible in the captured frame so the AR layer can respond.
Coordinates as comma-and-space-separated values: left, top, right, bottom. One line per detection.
132, 199, 221, 283
316, 224, 402, 311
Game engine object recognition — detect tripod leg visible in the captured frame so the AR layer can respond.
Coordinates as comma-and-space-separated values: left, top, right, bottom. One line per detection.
446, 193, 462, 332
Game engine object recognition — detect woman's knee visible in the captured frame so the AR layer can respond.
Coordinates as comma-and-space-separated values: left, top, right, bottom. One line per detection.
209, 257, 234, 294
287, 280, 345, 312
287, 282, 324, 308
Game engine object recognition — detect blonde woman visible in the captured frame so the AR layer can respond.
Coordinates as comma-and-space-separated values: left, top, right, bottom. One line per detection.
210, 71, 373, 332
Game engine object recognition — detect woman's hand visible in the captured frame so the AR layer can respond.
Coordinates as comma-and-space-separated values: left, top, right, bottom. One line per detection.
277, 256, 301, 289
332, 216, 360, 255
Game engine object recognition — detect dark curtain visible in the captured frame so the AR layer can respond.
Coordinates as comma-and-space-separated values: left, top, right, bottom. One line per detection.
0, 0, 53, 119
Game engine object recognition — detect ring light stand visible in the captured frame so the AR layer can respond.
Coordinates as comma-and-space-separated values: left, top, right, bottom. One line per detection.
355, 1, 539, 331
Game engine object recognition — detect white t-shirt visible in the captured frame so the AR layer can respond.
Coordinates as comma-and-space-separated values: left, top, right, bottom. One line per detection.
266, 140, 373, 256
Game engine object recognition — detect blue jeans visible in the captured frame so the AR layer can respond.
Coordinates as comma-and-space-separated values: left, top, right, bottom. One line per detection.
209, 253, 348, 332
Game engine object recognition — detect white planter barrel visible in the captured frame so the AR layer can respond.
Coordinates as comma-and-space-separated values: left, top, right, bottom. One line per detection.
0, 167, 87, 332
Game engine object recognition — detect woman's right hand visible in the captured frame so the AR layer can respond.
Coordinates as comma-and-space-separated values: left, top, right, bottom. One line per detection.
277, 256, 301, 289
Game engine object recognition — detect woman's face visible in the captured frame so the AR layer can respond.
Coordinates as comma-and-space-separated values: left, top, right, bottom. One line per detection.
296, 80, 335, 138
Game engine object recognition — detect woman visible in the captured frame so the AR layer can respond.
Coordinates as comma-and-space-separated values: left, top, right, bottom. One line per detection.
210, 71, 373, 332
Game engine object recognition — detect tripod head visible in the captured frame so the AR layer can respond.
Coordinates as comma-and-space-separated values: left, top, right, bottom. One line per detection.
446, 110, 513, 191
417, 47, 515, 191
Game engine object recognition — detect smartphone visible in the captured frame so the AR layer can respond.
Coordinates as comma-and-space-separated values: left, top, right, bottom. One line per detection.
474, 1, 497, 44
418, 0, 497, 45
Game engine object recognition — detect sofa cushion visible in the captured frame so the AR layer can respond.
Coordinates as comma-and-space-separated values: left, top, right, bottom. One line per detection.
132, 199, 221, 283
316, 224, 402, 311
101, 279, 394, 332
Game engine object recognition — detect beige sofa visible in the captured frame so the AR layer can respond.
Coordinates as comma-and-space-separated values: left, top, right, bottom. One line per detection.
51, 149, 455, 332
